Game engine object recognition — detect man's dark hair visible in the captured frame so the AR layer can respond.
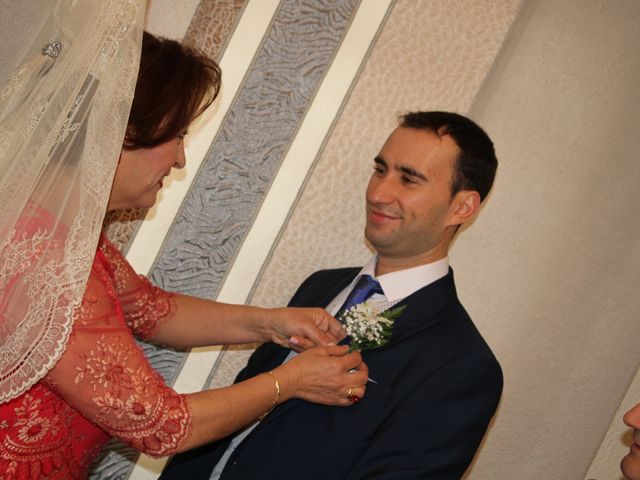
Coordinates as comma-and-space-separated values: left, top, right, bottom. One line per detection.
124, 31, 222, 149
400, 111, 497, 201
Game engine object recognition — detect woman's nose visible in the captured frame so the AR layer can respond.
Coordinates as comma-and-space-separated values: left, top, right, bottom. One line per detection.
175, 142, 186, 169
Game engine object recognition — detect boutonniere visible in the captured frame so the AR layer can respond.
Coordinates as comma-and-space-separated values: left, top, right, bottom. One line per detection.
340, 302, 406, 352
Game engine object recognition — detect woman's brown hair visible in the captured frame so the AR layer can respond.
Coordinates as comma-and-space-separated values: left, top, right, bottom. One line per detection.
124, 31, 221, 149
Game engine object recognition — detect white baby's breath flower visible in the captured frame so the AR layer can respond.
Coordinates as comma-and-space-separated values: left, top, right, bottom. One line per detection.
340, 301, 405, 351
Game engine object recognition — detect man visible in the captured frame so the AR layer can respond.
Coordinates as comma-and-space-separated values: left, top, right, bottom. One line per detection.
162, 111, 503, 479
622, 403, 640, 479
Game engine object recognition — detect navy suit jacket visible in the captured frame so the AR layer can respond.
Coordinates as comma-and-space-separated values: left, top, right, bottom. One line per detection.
161, 267, 502, 480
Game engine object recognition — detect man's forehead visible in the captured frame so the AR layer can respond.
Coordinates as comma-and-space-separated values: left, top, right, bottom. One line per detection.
380, 126, 459, 164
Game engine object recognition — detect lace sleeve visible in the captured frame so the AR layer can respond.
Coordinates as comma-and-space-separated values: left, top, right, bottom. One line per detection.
42, 256, 192, 457
98, 236, 176, 339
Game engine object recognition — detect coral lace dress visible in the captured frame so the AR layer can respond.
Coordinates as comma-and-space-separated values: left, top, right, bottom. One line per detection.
0, 236, 192, 479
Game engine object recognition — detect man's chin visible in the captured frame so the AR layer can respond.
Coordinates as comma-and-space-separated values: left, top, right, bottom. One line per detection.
364, 229, 394, 251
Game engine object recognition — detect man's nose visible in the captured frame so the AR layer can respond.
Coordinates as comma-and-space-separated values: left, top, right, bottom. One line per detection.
367, 176, 394, 204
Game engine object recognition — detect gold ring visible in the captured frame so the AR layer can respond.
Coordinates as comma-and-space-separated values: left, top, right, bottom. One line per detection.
347, 387, 360, 403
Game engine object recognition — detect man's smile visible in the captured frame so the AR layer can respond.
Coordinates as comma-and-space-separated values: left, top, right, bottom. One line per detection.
367, 207, 401, 224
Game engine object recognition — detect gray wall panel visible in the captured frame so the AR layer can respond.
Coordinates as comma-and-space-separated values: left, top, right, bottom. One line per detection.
91, 1, 361, 478
146, 0, 360, 384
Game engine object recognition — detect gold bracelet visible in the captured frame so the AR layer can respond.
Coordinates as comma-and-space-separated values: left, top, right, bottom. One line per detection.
259, 371, 280, 421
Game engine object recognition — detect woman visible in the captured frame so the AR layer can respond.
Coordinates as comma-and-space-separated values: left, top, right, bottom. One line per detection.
0, 30, 368, 479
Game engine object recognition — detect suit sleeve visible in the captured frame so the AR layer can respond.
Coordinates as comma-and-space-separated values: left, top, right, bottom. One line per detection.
345, 352, 502, 480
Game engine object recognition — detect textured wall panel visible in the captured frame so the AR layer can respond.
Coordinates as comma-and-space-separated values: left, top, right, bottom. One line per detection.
151, 0, 360, 299
143, 0, 360, 386
145, 0, 201, 39
251, 0, 521, 308
206, 344, 257, 389
184, 0, 246, 60
103, 209, 145, 254
89, 442, 137, 480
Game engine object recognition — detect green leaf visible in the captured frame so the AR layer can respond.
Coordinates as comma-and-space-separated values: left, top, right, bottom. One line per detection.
381, 304, 406, 320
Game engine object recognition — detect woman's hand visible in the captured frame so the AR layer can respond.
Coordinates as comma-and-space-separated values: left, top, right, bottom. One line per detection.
265, 307, 347, 352
275, 345, 369, 406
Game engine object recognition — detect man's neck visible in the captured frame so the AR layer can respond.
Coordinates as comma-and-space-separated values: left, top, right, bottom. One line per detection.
375, 254, 448, 275
375, 244, 449, 276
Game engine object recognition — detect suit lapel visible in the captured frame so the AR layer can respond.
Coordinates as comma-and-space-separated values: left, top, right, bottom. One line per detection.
292, 268, 359, 310
360, 268, 458, 354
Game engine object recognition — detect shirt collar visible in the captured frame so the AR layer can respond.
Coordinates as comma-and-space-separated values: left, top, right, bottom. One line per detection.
359, 255, 450, 302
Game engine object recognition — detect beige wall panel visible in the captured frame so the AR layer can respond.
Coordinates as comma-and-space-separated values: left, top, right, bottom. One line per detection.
251, 0, 521, 308
454, 0, 640, 477
145, 0, 200, 40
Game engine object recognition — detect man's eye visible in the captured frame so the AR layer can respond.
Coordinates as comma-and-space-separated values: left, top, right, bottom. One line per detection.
373, 166, 385, 174
401, 175, 415, 184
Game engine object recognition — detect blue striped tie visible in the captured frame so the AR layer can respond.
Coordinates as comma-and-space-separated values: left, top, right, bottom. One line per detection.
336, 274, 383, 318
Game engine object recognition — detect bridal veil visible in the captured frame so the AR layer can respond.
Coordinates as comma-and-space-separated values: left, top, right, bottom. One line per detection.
0, 0, 145, 402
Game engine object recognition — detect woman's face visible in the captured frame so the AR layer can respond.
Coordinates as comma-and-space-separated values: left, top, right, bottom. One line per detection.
107, 135, 186, 211
622, 403, 640, 480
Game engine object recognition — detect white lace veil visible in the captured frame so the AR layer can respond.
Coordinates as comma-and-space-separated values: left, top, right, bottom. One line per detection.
0, 0, 145, 403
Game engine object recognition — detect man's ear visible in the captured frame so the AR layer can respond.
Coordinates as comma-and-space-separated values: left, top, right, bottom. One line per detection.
448, 190, 480, 226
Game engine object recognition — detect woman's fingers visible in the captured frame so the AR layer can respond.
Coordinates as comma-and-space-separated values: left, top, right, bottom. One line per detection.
329, 320, 348, 342
345, 384, 366, 404
287, 335, 313, 352
297, 308, 343, 346
282, 345, 370, 406
321, 344, 350, 356
342, 350, 367, 372
332, 349, 368, 404
270, 307, 343, 349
